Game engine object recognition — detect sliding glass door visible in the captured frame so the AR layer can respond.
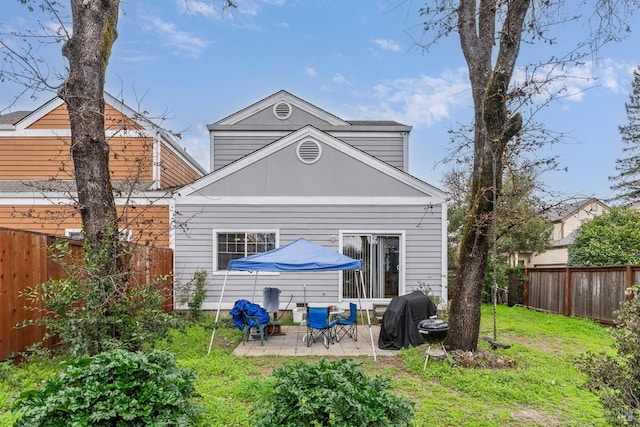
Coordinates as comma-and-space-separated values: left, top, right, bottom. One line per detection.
342, 234, 400, 300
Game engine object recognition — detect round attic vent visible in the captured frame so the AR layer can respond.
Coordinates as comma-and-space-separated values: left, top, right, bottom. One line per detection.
296, 139, 322, 164
273, 101, 292, 120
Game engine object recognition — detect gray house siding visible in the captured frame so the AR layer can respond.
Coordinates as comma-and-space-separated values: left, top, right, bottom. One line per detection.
209, 90, 409, 172
232, 104, 335, 127
337, 134, 404, 170
211, 134, 279, 171
173, 203, 443, 310
212, 131, 406, 172
194, 141, 427, 198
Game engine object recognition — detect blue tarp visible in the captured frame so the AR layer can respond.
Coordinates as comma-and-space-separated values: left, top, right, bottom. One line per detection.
229, 299, 271, 329
227, 238, 362, 272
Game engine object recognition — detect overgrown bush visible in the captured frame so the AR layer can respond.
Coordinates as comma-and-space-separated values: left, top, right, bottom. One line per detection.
176, 268, 208, 322
578, 285, 640, 426
19, 239, 176, 357
12, 349, 202, 426
252, 358, 414, 427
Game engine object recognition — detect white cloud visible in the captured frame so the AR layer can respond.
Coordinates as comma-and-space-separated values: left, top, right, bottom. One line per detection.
344, 59, 633, 130
141, 16, 207, 58
598, 58, 635, 94
511, 60, 629, 104
119, 52, 156, 64
235, 0, 286, 17
333, 73, 349, 84
306, 68, 317, 77
175, 0, 216, 17
346, 68, 470, 127
372, 38, 401, 52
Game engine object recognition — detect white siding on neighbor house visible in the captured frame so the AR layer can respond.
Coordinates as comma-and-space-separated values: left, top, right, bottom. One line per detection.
554, 202, 606, 240
552, 222, 563, 241
530, 247, 569, 267
173, 203, 444, 310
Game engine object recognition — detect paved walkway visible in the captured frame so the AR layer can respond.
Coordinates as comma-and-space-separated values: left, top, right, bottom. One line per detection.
232, 325, 399, 358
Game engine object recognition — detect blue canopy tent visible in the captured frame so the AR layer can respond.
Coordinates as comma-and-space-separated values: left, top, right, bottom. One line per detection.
208, 238, 376, 359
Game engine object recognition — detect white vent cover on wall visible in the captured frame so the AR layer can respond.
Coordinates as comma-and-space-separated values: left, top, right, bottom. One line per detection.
296, 139, 322, 164
273, 101, 292, 120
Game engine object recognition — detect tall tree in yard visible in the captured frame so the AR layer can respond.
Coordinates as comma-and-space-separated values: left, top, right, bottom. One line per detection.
610, 67, 640, 205
419, 0, 639, 351
59, 0, 121, 273
2, 0, 237, 355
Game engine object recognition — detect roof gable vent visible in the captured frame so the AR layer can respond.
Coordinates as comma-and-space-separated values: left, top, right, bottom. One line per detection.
273, 101, 292, 120
296, 139, 322, 164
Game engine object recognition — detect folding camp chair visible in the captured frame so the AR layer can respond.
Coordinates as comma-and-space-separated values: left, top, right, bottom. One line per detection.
305, 307, 337, 349
335, 302, 357, 342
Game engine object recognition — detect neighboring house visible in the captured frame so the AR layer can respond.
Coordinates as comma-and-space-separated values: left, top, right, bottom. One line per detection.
173, 90, 448, 310
0, 93, 206, 247
511, 198, 609, 268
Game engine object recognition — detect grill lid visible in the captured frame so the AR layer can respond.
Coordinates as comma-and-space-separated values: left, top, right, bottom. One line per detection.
418, 318, 449, 332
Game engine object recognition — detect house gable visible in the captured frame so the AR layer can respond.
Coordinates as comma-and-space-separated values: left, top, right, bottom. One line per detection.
527, 198, 610, 267
214, 90, 349, 127
178, 126, 445, 201
0, 93, 205, 247
548, 198, 609, 241
0, 93, 205, 186
208, 90, 411, 172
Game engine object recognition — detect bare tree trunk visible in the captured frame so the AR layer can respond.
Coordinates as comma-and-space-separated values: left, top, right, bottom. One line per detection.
59, 0, 120, 273
446, 0, 528, 351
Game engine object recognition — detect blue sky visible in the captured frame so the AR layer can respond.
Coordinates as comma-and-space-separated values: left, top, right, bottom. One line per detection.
2, 0, 640, 201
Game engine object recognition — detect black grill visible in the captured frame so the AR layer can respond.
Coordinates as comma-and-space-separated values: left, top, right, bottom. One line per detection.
417, 318, 448, 343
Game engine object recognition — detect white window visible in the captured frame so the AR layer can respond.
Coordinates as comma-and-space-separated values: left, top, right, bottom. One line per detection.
215, 231, 277, 271
65, 229, 84, 240
119, 229, 133, 242
64, 228, 132, 242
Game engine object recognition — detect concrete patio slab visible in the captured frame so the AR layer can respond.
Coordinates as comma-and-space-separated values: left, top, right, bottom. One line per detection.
232, 325, 399, 358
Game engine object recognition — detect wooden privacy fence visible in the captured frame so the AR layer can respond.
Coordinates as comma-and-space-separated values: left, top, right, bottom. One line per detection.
0, 228, 173, 361
524, 265, 640, 324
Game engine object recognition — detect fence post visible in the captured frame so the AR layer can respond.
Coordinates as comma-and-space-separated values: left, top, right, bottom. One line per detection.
523, 268, 529, 307
626, 265, 634, 302
564, 268, 572, 316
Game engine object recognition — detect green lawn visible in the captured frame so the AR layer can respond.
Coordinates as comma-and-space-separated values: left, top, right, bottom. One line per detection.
0, 305, 614, 426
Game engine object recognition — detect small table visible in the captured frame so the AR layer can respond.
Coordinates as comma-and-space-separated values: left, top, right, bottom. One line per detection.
329, 308, 345, 319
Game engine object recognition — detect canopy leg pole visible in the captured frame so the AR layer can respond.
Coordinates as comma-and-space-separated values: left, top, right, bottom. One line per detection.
251, 271, 258, 301
359, 269, 376, 361
208, 271, 229, 355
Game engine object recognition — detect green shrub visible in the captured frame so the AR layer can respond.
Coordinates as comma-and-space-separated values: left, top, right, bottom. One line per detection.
252, 358, 413, 427
578, 285, 640, 425
176, 268, 208, 322
19, 239, 176, 357
12, 349, 202, 426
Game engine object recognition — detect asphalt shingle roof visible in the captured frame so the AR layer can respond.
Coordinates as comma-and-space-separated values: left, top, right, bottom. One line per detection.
0, 110, 31, 125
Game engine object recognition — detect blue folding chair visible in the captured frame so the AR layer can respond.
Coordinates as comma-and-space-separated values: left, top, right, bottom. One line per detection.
306, 307, 337, 348
335, 302, 357, 342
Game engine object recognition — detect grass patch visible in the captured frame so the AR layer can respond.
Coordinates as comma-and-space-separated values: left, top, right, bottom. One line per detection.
1, 305, 614, 426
